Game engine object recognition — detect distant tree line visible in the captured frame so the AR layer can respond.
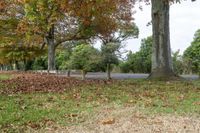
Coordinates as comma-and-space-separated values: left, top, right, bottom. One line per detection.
2, 29, 200, 79
0, 0, 198, 80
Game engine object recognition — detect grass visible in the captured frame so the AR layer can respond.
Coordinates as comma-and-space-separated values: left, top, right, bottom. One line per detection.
0, 74, 12, 80
0, 78, 200, 132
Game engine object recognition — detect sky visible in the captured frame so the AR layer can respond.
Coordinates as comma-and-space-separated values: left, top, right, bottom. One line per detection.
125, 0, 200, 54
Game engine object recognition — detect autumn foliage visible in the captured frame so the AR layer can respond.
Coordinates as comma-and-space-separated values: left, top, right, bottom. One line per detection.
0, 0, 137, 70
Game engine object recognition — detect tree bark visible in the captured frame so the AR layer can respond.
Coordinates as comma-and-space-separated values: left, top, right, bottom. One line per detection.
149, 0, 176, 79
82, 70, 87, 80
47, 39, 56, 71
14, 61, 20, 70
0, 64, 2, 71
67, 70, 71, 77
47, 25, 56, 71
24, 59, 28, 71
107, 63, 111, 80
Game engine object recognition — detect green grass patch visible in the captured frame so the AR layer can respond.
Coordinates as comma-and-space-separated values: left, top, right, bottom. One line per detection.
0, 74, 12, 80
0, 79, 200, 131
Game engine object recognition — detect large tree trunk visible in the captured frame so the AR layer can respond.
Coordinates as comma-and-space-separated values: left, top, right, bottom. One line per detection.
149, 0, 176, 79
81, 70, 87, 80
14, 61, 20, 70
47, 25, 56, 71
107, 63, 111, 80
0, 64, 3, 71
67, 70, 71, 77
47, 39, 56, 71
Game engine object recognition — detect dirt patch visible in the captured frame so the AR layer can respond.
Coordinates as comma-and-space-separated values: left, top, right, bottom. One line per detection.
46, 106, 200, 133
0, 72, 114, 94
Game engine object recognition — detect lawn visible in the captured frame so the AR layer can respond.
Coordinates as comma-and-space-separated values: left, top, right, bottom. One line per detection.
0, 74, 12, 80
0, 72, 200, 132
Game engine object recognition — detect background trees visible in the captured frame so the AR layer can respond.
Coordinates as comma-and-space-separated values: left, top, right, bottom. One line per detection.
172, 50, 184, 75
68, 44, 101, 80
20, 0, 136, 71
183, 29, 200, 76
120, 36, 152, 73
1, 0, 200, 80
0, 0, 45, 70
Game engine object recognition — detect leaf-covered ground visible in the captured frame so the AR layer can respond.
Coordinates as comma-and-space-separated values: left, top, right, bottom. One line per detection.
0, 72, 200, 132
0, 72, 113, 94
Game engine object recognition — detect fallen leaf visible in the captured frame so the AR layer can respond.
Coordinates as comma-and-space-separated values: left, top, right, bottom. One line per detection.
102, 118, 115, 125
193, 101, 200, 105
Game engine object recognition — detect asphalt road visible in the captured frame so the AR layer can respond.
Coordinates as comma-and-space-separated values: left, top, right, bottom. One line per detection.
65, 72, 199, 80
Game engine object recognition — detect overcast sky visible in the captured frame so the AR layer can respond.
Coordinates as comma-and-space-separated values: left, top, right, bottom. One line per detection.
126, 1, 200, 54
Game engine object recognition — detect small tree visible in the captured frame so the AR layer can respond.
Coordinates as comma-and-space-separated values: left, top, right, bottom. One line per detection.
57, 40, 91, 77
68, 44, 101, 80
101, 42, 121, 79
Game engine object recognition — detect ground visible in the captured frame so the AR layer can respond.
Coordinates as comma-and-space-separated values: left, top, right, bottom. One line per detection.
0, 71, 200, 132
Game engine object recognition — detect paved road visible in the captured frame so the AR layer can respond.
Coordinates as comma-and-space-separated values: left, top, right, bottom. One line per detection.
63, 72, 199, 80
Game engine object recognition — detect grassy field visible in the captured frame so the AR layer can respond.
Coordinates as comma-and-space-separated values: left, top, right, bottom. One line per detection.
0, 74, 12, 80
0, 73, 200, 132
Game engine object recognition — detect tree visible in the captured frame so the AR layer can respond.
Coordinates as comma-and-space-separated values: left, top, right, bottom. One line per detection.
148, 0, 196, 79
1, 0, 137, 72
21, 0, 137, 71
68, 44, 101, 80
56, 42, 80, 77
101, 43, 120, 79
0, 0, 46, 70
138, 36, 152, 73
99, 22, 139, 79
149, 0, 174, 78
21, 0, 75, 71
76, 0, 138, 79
0, 0, 21, 67
0, 46, 45, 70
183, 29, 200, 76
97, 17, 138, 79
